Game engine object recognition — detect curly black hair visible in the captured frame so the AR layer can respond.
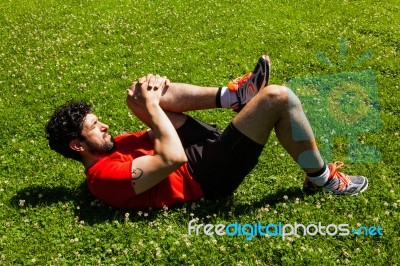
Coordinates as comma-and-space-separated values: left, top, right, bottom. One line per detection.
46, 101, 92, 161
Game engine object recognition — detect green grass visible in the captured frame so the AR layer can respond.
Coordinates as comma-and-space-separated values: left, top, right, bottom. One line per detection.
1, 0, 399, 265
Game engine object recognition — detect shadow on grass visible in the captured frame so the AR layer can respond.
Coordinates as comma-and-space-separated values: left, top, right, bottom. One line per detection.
9, 181, 121, 224
182, 186, 306, 218
10, 182, 306, 225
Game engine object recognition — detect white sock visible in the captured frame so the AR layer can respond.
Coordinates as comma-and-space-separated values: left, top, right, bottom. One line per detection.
219, 87, 239, 108
307, 167, 330, 186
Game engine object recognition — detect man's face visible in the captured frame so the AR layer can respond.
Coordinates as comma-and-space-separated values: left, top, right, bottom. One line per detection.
80, 113, 116, 156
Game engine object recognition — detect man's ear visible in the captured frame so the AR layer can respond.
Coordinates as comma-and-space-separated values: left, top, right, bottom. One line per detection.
69, 140, 84, 152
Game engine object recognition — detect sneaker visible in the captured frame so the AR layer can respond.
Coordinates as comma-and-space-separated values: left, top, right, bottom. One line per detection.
228, 55, 271, 112
303, 162, 368, 196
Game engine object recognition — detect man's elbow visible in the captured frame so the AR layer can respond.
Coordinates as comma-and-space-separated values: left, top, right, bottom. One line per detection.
180, 153, 188, 164
164, 152, 188, 166
172, 153, 188, 165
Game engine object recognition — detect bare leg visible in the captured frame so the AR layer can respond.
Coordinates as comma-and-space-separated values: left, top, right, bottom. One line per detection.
131, 82, 219, 113
160, 83, 220, 112
232, 85, 325, 174
127, 82, 220, 129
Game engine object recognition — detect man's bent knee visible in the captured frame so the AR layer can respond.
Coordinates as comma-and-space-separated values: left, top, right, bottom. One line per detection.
259, 85, 290, 106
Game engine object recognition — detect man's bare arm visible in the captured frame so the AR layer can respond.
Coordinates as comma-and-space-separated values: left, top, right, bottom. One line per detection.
126, 75, 187, 195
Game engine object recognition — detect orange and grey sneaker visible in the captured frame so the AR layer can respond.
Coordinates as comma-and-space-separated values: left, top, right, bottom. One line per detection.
303, 162, 368, 196
228, 55, 271, 112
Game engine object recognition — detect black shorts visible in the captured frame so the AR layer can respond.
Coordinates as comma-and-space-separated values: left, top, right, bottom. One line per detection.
177, 116, 264, 199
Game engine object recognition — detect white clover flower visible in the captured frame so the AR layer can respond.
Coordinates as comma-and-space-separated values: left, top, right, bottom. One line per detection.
286, 237, 294, 243
283, 195, 289, 200
18, 199, 25, 207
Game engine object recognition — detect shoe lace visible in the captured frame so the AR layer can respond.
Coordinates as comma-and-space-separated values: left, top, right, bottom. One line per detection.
329, 161, 350, 191
228, 72, 252, 91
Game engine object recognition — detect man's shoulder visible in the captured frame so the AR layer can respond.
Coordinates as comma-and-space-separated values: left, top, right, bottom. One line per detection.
87, 151, 131, 171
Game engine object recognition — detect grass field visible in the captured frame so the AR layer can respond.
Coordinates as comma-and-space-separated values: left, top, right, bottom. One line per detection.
0, 0, 399, 265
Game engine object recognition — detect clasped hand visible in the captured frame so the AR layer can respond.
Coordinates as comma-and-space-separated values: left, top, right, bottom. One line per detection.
127, 74, 170, 107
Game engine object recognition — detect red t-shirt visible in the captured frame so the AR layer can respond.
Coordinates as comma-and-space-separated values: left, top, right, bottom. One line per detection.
85, 131, 204, 209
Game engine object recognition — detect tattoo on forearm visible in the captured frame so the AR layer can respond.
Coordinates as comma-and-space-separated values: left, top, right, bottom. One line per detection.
132, 168, 143, 180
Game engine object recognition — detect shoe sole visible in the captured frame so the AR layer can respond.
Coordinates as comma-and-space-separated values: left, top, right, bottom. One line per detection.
263, 55, 271, 88
303, 176, 369, 196
236, 55, 271, 109
252, 55, 271, 92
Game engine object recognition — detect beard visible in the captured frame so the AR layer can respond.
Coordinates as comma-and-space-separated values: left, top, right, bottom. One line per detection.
84, 135, 116, 156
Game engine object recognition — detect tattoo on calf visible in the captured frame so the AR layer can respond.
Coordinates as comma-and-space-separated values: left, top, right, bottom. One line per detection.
132, 168, 144, 180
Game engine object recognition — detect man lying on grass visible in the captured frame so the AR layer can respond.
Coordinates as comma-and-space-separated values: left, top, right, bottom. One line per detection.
45, 55, 368, 209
